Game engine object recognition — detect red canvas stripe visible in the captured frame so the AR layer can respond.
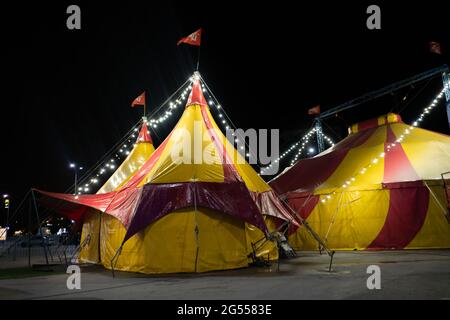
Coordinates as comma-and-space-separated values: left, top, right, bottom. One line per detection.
186, 79, 207, 107
200, 105, 240, 182
270, 127, 377, 195
249, 190, 300, 227
367, 186, 429, 249
383, 125, 420, 183
382, 181, 424, 189
36, 193, 89, 226
124, 181, 268, 242
136, 122, 153, 144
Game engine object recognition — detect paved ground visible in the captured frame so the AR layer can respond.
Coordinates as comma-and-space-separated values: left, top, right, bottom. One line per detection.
1, 250, 450, 300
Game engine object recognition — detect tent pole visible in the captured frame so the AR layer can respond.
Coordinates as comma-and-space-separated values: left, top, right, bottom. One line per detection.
28, 196, 32, 268
442, 72, 450, 129
424, 181, 449, 219
280, 196, 336, 271
32, 190, 49, 266
98, 213, 102, 263
144, 99, 147, 119
193, 181, 200, 273
328, 251, 335, 272
196, 45, 201, 71
314, 119, 325, 153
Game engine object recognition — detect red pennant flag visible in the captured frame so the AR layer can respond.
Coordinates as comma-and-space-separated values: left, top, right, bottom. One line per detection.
429, 41, 442, 55
131, 92, 146, 107
308, 105, 321, 115
177, 28, 202, 46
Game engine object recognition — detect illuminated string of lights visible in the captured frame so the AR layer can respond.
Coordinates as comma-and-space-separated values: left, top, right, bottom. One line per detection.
75, 73, 240, 195
76, 73, 239, 195
290, 130, 317, 166
199, 76, 255, 162
289, 130, 336, 166
72, 75, 448, 196
74, 77, 195, 195
322, 133, 336, 148
318, 82, 449, 205
201, 84, 230, 132
199, 75, 337, 171
259, 127, 336, 175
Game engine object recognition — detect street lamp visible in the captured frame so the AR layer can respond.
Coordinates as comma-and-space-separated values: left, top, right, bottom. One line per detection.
69, 163, 83, 195
3, 194, 10, 231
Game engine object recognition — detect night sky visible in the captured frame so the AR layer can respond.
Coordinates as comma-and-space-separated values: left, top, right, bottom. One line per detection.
1, 1, 449, 211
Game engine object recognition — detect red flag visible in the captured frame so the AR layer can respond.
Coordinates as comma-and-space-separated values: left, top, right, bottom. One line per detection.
429, 41, 442, 55
177, 28, 202, 46
308, 105, 321, 115
131, 92, 145, 107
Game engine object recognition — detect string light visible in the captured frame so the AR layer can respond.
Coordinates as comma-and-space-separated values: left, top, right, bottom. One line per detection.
200, 80, 262, 165
317, 82, 449, 205
259, 128, 316, 175
290, 128, 317, 166
75, 76, 197, 194
259, 125, 336, 175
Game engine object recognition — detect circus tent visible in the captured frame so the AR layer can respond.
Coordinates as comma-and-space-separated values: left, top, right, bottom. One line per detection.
36, 78, 297, 273
270, 113, 450, 250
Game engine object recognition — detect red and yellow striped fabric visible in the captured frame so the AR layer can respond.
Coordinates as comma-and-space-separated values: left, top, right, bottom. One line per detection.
271, 113, 450, 250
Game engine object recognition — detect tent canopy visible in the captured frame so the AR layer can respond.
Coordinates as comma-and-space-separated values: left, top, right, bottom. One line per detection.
37, 79, 297, 245
271, 113, 450, 196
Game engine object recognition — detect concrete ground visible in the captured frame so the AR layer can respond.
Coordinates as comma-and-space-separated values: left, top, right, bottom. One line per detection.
1, 250, 450, 300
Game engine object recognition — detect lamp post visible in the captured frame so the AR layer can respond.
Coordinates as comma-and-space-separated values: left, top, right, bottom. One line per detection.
69, 163, 83, 195
3, 194, 9, 230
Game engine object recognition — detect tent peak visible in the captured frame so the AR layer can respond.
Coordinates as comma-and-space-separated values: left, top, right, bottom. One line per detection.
136, 120, 153, 144
348, 113, 402, 134
186, 79, 207, 108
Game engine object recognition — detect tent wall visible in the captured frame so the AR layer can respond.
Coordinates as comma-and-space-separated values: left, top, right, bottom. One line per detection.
100, 208, 249, 274
79, 209, 101, 263
406, 185, 450, 248
288, 184, 450, 250
80, 209, 281, 271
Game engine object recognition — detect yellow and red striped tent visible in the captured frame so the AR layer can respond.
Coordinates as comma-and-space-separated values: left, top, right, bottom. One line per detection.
271, 113, 450, 250
39, 79, 296, 274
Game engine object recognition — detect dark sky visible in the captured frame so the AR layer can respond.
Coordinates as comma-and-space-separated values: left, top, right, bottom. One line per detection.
1, 0, 449, 206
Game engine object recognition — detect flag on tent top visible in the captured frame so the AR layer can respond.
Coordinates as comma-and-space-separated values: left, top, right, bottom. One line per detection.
429, 41, 442, 55
177, 28, 202, 46
308, 105, 321, 115
131, 92, 146, 107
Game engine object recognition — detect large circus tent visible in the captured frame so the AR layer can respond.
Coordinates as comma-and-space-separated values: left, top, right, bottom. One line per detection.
35, 78, 301, 274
